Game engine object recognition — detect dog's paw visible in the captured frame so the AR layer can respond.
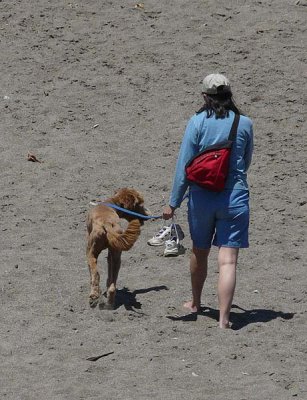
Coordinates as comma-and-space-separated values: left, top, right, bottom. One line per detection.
89, 296, 99, 308
89, 290, 101, 308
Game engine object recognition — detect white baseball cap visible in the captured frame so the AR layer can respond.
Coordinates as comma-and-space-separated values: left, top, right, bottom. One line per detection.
202, 73, 231, 94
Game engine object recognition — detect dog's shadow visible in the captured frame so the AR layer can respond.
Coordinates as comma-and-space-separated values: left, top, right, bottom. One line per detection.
99, 285, 169, 312
166, 304, 294, 330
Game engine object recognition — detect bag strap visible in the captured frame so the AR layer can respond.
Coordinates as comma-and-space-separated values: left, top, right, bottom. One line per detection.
228, 114, 240, 141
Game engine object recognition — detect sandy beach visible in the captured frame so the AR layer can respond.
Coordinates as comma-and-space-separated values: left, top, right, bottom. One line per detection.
1, 1, 306, 399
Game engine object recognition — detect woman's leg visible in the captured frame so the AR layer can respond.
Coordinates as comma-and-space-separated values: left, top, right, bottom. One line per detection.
217, 247, 239, 328
184, 246, 210, 312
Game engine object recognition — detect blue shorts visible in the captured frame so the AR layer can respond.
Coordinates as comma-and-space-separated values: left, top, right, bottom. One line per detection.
187, 188, 250, 249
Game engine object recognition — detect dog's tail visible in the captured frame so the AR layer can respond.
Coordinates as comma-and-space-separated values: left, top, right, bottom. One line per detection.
106, 219, 141, 251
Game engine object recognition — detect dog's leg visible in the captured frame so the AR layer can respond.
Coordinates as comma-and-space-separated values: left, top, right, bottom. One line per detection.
105, 249, 122, 309
86, 236, 103, 307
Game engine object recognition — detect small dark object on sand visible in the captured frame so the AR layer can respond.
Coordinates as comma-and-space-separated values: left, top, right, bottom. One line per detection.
27, 153, 42, 163
86, 351, 114, 361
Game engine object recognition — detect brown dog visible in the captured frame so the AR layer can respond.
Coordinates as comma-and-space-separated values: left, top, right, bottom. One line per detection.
86, 188, 148, 308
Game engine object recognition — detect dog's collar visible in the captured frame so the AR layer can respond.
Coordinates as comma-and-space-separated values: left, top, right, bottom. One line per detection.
101, 202, 161, 220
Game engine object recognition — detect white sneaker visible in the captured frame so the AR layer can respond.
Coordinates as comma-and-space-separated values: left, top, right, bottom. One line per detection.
163, 237, 180, 257
147, 226, 172, 246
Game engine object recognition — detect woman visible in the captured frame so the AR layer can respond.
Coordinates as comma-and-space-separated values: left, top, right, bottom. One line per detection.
163, 73, 253, 329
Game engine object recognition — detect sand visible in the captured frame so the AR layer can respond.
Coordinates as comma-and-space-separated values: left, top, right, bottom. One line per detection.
1, 0, 306, 399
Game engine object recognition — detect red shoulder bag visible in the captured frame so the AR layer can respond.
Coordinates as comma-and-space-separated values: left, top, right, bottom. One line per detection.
185, 114, 240, 192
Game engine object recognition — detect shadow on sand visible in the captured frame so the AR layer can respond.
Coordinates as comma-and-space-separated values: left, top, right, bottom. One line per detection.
166, 304, 294, 330
111, 285, 169, 312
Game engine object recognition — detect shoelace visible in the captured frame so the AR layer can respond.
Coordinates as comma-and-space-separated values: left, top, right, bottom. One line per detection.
155, 227, 169, 237
165, 237, 179, 247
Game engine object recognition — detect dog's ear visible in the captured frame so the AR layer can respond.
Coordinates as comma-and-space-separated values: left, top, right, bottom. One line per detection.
114, 188, 144, 210
112, 188, 133, 209
121, 190, 138, 209
113, 188, 121, 198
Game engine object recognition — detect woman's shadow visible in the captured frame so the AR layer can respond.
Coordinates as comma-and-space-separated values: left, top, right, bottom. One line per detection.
166, 304, 294, 330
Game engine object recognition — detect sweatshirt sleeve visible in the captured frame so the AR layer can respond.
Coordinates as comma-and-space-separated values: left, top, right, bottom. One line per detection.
244, 121, 254, 171
169, 117, 199, 208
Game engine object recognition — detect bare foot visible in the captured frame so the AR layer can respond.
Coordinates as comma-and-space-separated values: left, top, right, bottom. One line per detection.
219, 322, 230, 329
183, 301, 199, 313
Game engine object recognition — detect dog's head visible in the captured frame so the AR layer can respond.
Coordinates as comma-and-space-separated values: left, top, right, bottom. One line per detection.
112, 188, 149, 224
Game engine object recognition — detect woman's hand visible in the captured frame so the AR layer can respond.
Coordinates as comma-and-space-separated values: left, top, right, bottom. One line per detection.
162, 205, 176, 220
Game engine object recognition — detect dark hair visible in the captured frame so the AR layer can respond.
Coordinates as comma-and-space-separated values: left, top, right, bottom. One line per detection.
196, 90, 242, 119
